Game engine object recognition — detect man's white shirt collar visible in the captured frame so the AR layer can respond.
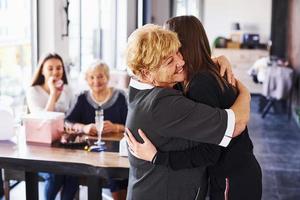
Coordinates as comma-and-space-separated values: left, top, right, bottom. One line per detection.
129, 78, 154, 90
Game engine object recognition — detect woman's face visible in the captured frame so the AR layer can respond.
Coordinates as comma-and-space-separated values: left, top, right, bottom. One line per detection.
42, 58, 64, 81
86, 67, 109, 94
149, 51, 185, 88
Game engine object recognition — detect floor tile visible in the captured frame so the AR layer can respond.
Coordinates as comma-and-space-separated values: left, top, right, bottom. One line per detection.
249, 96, 300, 200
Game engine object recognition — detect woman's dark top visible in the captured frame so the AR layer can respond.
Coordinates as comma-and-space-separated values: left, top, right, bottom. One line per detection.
155, 71, 254, 176
65, 88, 128, 125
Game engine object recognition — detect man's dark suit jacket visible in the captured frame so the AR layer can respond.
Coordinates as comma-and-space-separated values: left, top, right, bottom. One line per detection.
125, 79, 233, 200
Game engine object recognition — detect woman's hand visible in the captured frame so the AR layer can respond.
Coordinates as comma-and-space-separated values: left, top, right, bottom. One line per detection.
125, 128, 157, 162
103, 120, 117, 134
212, 55, 236, 86
47, 76, 57, 94
47, 77, 62, 96
44, 77, 63, 111
83, 124, 98, 136
103, 121, 124, 133
64, 122, 75, 133
231, 79, 251, 137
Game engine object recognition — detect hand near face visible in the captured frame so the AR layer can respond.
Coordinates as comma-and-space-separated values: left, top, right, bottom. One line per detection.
47, 77, 63, 96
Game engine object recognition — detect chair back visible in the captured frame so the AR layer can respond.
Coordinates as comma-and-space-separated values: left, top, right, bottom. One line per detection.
262, 66, 293, 100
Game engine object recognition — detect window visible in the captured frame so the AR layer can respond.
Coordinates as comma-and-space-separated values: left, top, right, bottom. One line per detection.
172, 0, 203, 20
0, 0, 8, 10
0, 0, 36, 120
69, 0, 127, 74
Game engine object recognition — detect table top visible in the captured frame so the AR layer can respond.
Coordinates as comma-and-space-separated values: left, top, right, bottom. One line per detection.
100, 132, 124, 142
0, 129, 129, 170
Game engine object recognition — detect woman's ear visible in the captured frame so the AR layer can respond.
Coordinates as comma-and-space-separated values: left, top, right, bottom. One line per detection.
145, 71, 156, 84
140, 69, 150, 79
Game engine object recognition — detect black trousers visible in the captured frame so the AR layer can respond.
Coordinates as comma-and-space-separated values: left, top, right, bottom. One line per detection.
210, 155, 262, 200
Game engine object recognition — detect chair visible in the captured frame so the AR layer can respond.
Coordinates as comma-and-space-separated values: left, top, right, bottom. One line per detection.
2, 169, 25, 200
0, 169, 4, 198
261, 65, 294, 118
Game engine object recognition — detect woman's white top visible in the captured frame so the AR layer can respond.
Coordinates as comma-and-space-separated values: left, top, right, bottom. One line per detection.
26, 85, 73, 113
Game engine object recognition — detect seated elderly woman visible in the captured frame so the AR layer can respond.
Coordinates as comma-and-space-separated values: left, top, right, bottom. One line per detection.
65, 60, 127, 135
124, 24, 251, 200
65, 60, 128, 200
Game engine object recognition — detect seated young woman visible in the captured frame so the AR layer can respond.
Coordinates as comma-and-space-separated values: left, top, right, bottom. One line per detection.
26, 53, 78, 200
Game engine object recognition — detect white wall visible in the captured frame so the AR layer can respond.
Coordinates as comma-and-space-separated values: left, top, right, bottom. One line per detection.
203, 0, 272, 45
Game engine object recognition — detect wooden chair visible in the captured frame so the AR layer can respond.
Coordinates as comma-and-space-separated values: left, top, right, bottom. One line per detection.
261, 66, 294, 118
2, 169, 25, 200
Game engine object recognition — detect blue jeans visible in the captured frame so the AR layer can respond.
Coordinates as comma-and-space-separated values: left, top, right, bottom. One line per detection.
39, 173, 79, 200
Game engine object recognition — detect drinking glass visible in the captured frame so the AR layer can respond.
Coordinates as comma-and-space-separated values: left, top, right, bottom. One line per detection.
95, 116, 105, 145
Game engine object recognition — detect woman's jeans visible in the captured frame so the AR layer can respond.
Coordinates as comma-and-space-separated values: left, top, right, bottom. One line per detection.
39, 173, 79, 200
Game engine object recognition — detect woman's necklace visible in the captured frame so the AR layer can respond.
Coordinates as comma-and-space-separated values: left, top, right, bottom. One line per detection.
92, 88, 112, 105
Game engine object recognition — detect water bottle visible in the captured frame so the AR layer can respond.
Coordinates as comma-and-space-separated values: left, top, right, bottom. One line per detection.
95, 107, 104, 144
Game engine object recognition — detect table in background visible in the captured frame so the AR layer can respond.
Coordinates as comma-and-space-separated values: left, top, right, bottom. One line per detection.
213, 48, 268, 94
0, 130, 129, 200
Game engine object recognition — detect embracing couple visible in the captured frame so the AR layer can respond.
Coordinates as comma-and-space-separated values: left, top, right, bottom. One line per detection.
124, 16, 262, 200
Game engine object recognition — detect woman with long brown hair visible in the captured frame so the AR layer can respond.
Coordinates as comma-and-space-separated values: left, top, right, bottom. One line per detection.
27, 53, 72, 113
126, 16, 262, 200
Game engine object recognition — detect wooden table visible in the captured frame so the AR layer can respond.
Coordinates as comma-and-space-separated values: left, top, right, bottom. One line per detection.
0, 130, 129, 200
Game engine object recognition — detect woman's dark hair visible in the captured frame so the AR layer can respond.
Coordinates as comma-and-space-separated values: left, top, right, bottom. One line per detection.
31, 53, 68, 86
164, 15, 229, 91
